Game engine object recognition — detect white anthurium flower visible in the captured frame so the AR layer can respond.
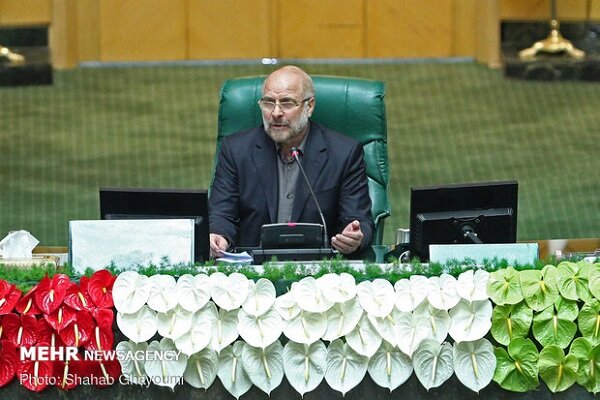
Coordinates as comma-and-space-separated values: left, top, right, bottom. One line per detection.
176, 273, 211, 313
357, 279, 395, 318
345, 314, 382, 358
368, 340, 413, 392
238, 307, 283, 349
283, 340, 327, 397
144, 338, 189, 390
283, 310, 328, 345
413, 339, 454, 390
394, 274, 429, 312
317, 272, 357, 303
157, 305, 194, 341
147, 274, 179, 313
322, 296, 364, 341
457, 269, 491, 302
175, 302, 216, 355
116, 340, 148, 385
210, 307, 240, 353
448, 299, 492, 343
413, 300, 451, 344
427, 274, 461, 311
274, 292, 301, 321
241, 341, 284, 395
183, 347, 219, 389
325, 339, 369, 396
367, 307, 403, 346
393, 310, 430, 357
453, 338, 496, 393
292, 276, 334, 313
210, 272, 249, 311
117, 305, 158, 343
218, 341, 252, 400
113, 271, 153, 314
242, 278, 276, 317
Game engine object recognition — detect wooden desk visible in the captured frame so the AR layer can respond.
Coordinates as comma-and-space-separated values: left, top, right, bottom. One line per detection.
522, 238, 600, 260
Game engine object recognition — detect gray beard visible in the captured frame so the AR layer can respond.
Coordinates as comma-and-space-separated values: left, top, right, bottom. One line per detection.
263, 104, 310, 144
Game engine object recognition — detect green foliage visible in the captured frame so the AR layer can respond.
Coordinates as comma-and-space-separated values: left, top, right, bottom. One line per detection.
493, 338, 539, 392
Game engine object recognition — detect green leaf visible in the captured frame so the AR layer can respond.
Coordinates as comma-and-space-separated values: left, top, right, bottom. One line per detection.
532, 297, 578, 349
557, 261, 592, 302
491, 301, 533, 346
493, 338, 539, 392
487, 267, 523, 306
578, 299, 600, 346
520, 265, 559, 311
538, 345, 578, 393
569, 337, 600, 394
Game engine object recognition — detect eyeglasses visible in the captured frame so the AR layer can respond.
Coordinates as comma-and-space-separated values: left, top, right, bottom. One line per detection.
258, 97, 312, 112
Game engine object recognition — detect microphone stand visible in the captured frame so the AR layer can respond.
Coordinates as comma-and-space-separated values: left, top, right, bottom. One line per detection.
291, 147, 329, 249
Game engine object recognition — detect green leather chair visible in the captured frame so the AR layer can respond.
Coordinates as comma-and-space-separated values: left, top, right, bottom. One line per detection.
213, 75, 390, 245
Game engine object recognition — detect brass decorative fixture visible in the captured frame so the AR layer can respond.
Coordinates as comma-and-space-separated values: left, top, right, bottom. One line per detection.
519, 0, 586, 60
0, 45, 25, 65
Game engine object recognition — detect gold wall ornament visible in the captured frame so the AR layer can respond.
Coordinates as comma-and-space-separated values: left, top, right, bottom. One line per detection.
0, 45, 26, 65
518, 0, 585, 60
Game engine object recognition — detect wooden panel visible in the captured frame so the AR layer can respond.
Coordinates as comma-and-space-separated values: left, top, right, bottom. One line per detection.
50, 0, 78, 69
453, 0, 478, 56
188, 0, 271, 59
367, 0, 454, 58
99, 0, 186, 61
476, 0, 501, 67
501, 0, 600, 20
0, 0, 51, 26
76, 0, 100, 61
278, 0, 365, 58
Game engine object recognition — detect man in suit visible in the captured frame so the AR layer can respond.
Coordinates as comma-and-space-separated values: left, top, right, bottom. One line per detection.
209, 65, 373, 257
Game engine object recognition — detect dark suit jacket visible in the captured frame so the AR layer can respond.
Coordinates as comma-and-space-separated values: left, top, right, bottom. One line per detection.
209, 121, 374, 251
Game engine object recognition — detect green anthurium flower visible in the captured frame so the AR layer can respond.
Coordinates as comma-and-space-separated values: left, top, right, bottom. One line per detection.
532, 296, 578, 349
569, 337, 600, 394
520, 265, 560, 311
487, 267, 523, 306
491, 301, 533, 346
556, 261, 592, 302
538, 345, 578, 393
578, 299, 600, 346
493, 337, 539, 392
589, 266, 600, 301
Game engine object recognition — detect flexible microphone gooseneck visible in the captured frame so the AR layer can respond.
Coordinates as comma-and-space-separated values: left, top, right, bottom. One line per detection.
290, 147, 329, 248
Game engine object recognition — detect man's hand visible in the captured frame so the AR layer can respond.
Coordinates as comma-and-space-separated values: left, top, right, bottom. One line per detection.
331, 220, 364, 255
209, 233, 229, 258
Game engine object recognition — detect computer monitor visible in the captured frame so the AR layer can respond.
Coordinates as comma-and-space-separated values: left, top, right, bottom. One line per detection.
99, 187, 209, 263
409, 180, 518, 261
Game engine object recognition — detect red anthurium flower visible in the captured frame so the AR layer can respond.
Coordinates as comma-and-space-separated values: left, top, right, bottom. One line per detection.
0, 281, 21, 315
59, 312, 94, 348
64, 278, 94, 312
0, 340, 18, 387
44, 305, 77, 332
53, 359, 84, 391
35, 274, 71, 315
87, 270, 116, 309
37, 319, 65, 349
18, 356, 54, 392
89, 357, 120, 388
86, 309, 114, 352
2, 313, 37, 347
15, 286, 41, 315
0, 313, 18, 341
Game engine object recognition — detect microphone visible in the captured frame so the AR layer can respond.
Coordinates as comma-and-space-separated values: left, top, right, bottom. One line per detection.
290, 147, 329, 248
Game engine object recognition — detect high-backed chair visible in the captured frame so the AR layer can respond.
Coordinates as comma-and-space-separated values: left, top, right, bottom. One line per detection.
214, 75, 390, 245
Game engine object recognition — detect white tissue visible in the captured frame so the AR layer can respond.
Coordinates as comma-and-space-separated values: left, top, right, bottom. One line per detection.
0, 230, 39, 259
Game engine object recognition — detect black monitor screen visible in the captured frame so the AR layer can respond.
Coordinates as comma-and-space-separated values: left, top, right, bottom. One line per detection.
99, 187, 209, 263
409, 180, 518, 261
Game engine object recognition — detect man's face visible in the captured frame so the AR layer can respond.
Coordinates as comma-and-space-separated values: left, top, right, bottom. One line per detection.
261, 72, 314, 144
